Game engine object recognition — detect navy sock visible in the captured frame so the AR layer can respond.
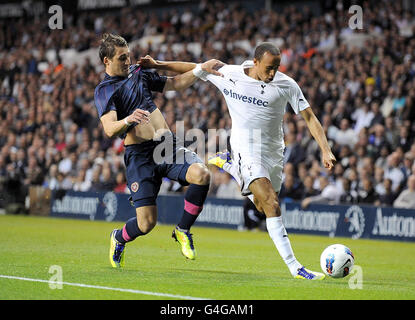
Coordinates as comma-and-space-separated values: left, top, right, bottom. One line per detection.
178, 184, 209, 231
115, 217, 146, 244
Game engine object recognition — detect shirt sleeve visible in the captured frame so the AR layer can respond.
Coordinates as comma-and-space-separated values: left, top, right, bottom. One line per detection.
287, 80, 310, 114
205, 65, 228, 89
142, 70, 167, 92
94, 86, 117, 118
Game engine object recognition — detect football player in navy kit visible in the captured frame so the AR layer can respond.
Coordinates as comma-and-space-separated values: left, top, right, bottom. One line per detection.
94, 33, 223, 267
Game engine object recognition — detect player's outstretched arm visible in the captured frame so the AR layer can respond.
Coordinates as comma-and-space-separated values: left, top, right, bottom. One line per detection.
163, 59, 224, 92
300, 107, 336, 171
139, 55, 225, 77
139, 55, 196, 74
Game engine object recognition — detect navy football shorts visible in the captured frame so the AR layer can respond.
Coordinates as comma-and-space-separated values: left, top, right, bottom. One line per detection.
124, 133, 202, 208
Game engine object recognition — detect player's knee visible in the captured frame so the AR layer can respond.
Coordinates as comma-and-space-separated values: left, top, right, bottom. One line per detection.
263, 199, 280, 211
257, 193, 280, 214
256, 191, 277, 206
192, 165, 211, 185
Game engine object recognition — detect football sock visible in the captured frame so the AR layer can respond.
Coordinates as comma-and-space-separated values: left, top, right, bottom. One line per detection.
266, 216, 302, 276
178, 183, 209, 231
115, 217, 146, 244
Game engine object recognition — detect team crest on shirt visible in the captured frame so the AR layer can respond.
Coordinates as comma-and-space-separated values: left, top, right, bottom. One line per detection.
131, 182, 139, 192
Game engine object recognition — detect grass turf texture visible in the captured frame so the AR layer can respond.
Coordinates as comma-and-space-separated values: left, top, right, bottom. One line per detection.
0, 214, 414, 300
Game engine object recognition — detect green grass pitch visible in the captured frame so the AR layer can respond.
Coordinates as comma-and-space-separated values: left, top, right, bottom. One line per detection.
0, 214, 414, 300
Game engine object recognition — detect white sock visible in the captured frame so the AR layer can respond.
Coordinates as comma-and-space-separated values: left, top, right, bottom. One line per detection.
266, 216, 302, 276
223, 162, 255, 204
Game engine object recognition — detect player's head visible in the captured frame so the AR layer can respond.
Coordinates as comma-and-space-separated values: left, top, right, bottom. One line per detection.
253, 42, 281, 83
99, 33, 130, 77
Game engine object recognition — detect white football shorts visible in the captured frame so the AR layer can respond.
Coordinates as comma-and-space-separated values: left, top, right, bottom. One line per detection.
231, 148, 284, 196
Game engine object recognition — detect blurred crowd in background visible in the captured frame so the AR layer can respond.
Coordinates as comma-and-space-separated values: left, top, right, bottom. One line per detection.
1, 0, 415, 212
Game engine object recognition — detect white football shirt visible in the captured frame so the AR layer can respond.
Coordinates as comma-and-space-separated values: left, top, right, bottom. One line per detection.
203, 60, 310, 161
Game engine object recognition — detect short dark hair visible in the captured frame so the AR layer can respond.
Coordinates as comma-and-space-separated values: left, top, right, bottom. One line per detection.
254, 42, 281, 61
99, 33, 128, 63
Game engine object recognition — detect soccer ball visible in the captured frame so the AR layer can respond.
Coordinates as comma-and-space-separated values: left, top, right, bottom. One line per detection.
320, 244, 354, 278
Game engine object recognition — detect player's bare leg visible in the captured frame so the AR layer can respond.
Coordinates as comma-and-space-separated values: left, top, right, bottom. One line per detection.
136, 206, 158, 234
171, 163, 210, 260
249, 178, 325, 280
248, 178, 280, 217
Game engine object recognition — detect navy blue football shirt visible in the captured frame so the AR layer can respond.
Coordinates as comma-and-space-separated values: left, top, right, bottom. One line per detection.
94, 64, 167, 138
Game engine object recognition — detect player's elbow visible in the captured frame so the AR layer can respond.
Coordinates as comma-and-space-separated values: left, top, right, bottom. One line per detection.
104, 130, 115, 139
102, 125, 116, 139
100, 111, 119, 138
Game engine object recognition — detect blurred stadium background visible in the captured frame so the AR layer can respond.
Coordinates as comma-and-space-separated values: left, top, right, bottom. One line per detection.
1, 0, 415, 234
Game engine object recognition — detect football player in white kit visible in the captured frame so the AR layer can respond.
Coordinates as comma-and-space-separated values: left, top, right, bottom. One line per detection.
139, 42, 336, 280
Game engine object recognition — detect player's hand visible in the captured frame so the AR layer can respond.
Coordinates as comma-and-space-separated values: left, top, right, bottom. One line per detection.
138, 55, 158, 69
201, 59, 225, 77
126, 109, 150, 125
322, 150, 336, 171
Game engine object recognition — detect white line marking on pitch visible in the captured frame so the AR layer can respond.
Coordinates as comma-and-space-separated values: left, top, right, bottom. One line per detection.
0, 274, 210, 300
